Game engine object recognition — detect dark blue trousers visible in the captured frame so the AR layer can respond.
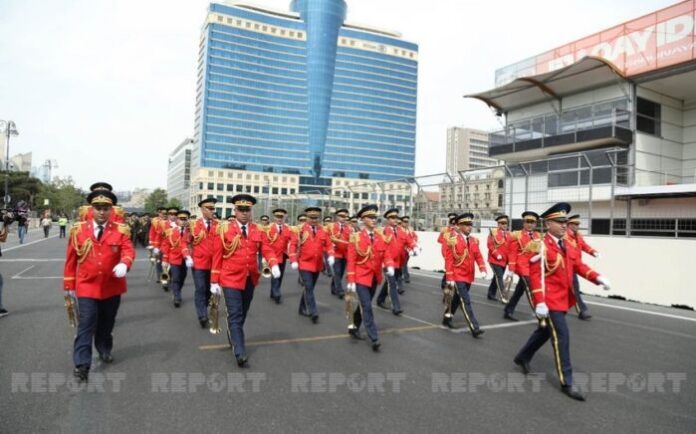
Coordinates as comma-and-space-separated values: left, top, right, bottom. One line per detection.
572, 273, 589, 314
192, 268, 211, 320
515, 311, 573, 387
330, 258, 346, 296
354, 278, 379, 343
170, 263, 187, 303
504, 275, 533, 316
487, 263, 506, 299
377, 268, 402, 312
223, 277, 255, 358
401, 256, 411, 282
299, 270, 319, 316
450, 282, 479, 331
73, 296, 121, 368
270, 258, 287, 299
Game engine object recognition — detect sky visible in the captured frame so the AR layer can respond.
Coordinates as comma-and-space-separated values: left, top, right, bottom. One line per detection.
0, 0, 677, 191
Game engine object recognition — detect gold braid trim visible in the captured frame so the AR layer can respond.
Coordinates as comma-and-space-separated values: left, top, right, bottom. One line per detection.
116, 223, 131, 238
218, 222, 241, 258
522, 239, 542, 254
545, 253, 564, 276
299, 230, 309, 246
350, 232, 372, 265
376, 228, 392, 244
330, 224, 349, 244
190, 220, 206, 246
165, 229, 181, 248
70, 223, 93, 264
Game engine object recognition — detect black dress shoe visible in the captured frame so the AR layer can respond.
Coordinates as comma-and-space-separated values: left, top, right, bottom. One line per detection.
471, 328, 485, 338
311, 315, 319, 324
487, 296, 498, 301
562, 385, 586, 401
348, 328, 365, 340
173, 300, 181, 308
397, 289, 405, 295
236, 355, 248, 368
377, 301, 388, 310
163, 285, 169, 292
442, 317, 454, 329
578, 312, 592, 320
99, 353, 114, 364
337, 292, 345, 299
404, 279, 410, 283
503, 312, 519, 321
73, 367, 89, 382
371, 340, 381, 352
274, 296, 282, 305
513, 357, 531, 375
392, 309, 403, 316
199, 318, 208, 328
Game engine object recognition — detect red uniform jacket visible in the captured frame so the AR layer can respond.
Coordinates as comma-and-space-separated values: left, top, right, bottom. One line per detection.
148, 217, 168, 248
529, 234, 600, 312
380, 225, 416, 269
444, 232, 486, 284
288, 223, 334, 273
438, 227, 454, 259
487, 228, 512, 267
189, 218, 219, 270
402, 227, 418, 264
346, 229, 394, 287
263, 222, 292, 261
507, 230, 542, 277
211, 222, 278, 289
161, 226, 191, 266
564, 230, 597, 263
329, 222, 352, 259
63, 221, 135, 299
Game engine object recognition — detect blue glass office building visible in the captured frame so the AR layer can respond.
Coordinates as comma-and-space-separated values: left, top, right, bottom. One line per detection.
193, 1, 418, 192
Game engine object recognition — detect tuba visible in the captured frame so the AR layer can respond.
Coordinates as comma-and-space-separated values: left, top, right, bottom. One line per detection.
261, 259, 272, 278
64, 293, 79, 328
208, 292, 221, 334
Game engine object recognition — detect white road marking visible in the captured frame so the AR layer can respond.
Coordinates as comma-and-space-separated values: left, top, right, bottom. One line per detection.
408, 270, 696, 323
2, 235, 59, 251
11, 265, 35, 279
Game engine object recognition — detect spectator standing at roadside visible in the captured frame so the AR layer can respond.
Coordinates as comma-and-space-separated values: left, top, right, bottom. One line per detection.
41, 215, 52, 238
59, 215, 69, 238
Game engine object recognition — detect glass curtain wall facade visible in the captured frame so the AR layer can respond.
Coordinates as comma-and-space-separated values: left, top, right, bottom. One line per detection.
193, 1, 418, 192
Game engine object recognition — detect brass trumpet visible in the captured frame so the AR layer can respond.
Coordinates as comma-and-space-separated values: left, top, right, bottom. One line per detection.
500, 273, 514, 304
208, 292, 221, 334
261, 259, 272, 279
64, 293, 79, 328
443, 281, 455, 319
160, 263, 171, 286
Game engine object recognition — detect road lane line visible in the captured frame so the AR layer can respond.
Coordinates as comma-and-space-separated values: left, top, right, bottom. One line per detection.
2, 235, 60, 252
11, 265, 34, 279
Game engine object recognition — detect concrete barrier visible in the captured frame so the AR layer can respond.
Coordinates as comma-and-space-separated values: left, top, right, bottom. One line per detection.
408, 231, 696, 309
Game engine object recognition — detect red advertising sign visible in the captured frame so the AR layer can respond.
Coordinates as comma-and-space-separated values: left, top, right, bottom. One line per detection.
495, 0, 696, 86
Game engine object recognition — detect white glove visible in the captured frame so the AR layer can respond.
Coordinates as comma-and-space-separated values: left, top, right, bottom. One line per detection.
446, 280, 456, 288
153, 248, 160, 255
185, 256, 194, 268
271, 265, 281, 279
530, 254, 541, 263
66, 290, 76, 298
535, 302, 549, 318
328, 256, 335, 266
291, 262, 299, 270
593, 252, 600, 259
146, 245, 154, 250
496, 254, 502, 261
503, 270, 511, 280
386, 266, 395, 277
112, 263, 128, 278
409, 250, 416, 257
480, 271, 489, 280
162, 262, 169, 269
210, 283, 221, 295
597, 275, 611, 290
346, 282, 356, 293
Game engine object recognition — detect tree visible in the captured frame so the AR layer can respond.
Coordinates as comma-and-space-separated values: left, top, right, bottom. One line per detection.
33, 177, 85, 217
1, 171, 43, 209
144, 188, 168, 213
166, 198, 182, 209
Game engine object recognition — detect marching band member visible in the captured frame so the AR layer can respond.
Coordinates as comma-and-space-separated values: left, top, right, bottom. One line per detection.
161, 210, 193, 308
442, 213, 487, 337
63, 188, 135, 382
189, 198, 219, 327
346, 204, 393, 351
400, 216, 417, 284
438, 212, 458, 290
565, 214, 600, 320
328, 209, 352, 298
210, 194, 280, 367
503, 211, 541, 321
513, 203, 611, 401
487, 214, 512, 301
289, 207, 335, 324
376, 208, 416, 315
265, 208, 292, 304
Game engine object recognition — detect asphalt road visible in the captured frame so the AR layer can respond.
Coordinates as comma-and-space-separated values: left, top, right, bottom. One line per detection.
1, 234, 695, 433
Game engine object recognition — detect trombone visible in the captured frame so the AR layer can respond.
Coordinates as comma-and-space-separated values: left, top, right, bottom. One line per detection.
261, 258, 272, 279
160, 263, 171, 286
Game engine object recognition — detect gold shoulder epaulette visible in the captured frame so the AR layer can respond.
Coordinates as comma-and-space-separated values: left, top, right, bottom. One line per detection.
217, 221, 228, 235
69, 221, 85, 236
511, 230, 520, 240
116, 223, 131, 238
490, 228, 498, 237
350, 232, 359, 243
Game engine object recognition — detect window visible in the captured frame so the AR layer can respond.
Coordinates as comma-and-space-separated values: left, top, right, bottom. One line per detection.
207, 182, 214, 190
236, 184, 243, 192
272, 187, 279, 195
245, 185, 251, 193
637, 97, 661, 136
281, 188, 287, 195
226, 184, 233, 192
217, 183, 223, 191
226, 196, 233, 204
199, 182, 203, 190
253, 186, 259, 193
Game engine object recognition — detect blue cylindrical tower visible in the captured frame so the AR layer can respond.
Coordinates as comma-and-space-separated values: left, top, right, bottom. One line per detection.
290, 0, 347, 185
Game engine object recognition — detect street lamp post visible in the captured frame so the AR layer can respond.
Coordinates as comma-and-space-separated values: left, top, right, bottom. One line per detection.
0, 120, 19, 206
